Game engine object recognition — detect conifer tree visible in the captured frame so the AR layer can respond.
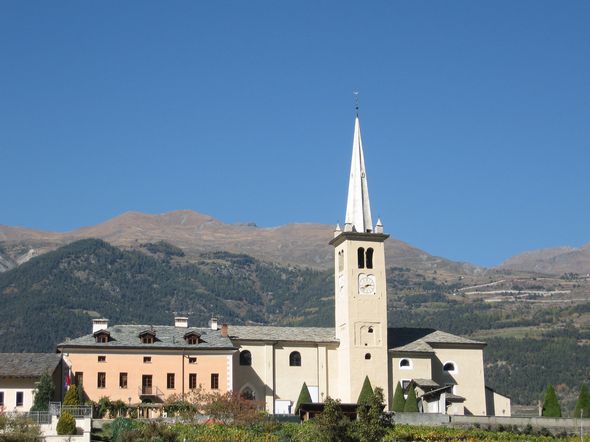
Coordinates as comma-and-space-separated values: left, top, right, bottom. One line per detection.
77, 383, 86, 405
355, 387, 389, 442
294, 382, 312, 413
63, 385, 80, 406
357, 376, 374, 404
392, 382, 406, 412
574, 384, 590, 418
403, 386, 419, 412
542, 384, 561, 417
31, 372, 55, 412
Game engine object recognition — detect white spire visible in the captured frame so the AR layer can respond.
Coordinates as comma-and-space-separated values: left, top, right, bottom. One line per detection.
344, 113, 373, 233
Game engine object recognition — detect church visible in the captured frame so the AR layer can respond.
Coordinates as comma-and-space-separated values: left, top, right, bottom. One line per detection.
58, 113, 510, 417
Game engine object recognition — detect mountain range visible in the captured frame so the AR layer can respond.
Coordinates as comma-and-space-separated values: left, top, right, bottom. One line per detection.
1, 210, 589, 275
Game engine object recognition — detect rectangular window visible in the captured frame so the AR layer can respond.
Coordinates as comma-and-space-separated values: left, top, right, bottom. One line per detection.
189, 373, 197, 389
97, 372, 106, 389
75, 372, 84, 386
143, 356, 151, 363
167, 373, 175, 389
401, 379, 411, 391
210, 373, 219, 390
16, 391, 23, 406
0, 392, 4, 406
188, 357, 197, 364
98, 355, 106, 363
119, 372, 128, 389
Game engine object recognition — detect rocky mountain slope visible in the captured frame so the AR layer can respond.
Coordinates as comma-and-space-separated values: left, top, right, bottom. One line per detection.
499, 242, 590, 274
0, 210, 479, 275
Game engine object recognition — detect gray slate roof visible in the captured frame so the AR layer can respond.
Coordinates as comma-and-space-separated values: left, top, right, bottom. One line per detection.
0, 353, 61, 378
388, 328, 485, 353
58, 325, 234, 350
228, 326, 337, 343
411, 378, 440, 388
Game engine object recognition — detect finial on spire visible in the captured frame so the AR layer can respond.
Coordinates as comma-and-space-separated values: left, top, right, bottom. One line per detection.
353, 91, 359, 113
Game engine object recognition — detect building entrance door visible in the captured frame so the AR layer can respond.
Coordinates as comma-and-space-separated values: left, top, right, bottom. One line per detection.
142, 375, 153, 395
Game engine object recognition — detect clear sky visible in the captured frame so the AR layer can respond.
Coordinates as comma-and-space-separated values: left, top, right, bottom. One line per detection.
1, 1, 589, 267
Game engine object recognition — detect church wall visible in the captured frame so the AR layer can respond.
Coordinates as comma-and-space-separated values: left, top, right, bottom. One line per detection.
232, 343, 271, 411
390, 354, 432, 395
431, 347, 487, 416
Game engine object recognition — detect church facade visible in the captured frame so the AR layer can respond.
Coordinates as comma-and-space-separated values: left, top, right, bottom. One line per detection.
58, 113, 510, 417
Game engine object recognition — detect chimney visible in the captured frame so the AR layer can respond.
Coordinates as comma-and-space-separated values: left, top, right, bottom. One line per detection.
174, 317, 188, 328
209, 317, 218, 330
92, 318, 109, 334
221, 323, 228, 337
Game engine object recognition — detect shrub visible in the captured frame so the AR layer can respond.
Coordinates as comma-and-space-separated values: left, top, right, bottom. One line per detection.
97, 396, 112, 418
56, 411, 76, 435
31, 372, 55, 412
295, 382, 313, 414
355, 387, 389, 442
63, 384, 80, 406
392, 382, 406, 412
403, 387, 418, 412
574, 383, 590, 418
357, 376, 374, 404
313, 397, 351, 442
542, 384, 561, 417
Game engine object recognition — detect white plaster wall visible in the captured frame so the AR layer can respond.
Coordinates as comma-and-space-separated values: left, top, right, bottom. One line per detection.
0, 378, 36, 412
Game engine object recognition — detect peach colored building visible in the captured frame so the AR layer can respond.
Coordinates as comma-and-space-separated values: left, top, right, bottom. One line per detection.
58, 318, 234, 405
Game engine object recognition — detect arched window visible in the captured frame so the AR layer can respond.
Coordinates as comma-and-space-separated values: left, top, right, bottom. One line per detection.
338, 250, 344, 272
289, 351, 301, 367
443, 362, 456, 373
357, 248, 365, 269
239, 350, 252, 366
366, 248, 374, 269
364, 353, 371, 360
399, 358, 411, 368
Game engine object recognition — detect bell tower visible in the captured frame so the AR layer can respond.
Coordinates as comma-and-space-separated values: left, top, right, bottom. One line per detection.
330, 112, 389, 404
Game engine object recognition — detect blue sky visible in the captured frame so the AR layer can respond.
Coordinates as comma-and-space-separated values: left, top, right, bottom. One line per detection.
1, 1, 589, 267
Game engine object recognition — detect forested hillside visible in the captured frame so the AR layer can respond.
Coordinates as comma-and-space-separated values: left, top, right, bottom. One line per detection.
1, 239, 589, 410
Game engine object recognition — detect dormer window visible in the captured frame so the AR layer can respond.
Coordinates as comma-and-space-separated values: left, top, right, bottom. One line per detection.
138, 329, 157, 344
183, 331, 202, 345
93, 330, 111, 343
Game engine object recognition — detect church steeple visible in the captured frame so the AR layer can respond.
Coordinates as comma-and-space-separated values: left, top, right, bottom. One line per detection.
344, 113, 373, 233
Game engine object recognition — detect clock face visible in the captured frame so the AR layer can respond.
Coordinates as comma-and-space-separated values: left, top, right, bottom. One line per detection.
358, 275, 376, 295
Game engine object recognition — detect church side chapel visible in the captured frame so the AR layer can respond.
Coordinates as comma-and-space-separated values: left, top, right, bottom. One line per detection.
58, 112, 510, 417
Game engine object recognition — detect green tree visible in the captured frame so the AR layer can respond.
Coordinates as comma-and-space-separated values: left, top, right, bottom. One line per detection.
392, 382, 406, 412
542, 384, 561, 417
403, 386, 418, 412
294, 382, 313, 413
314, 397, 351, 442
574, 384, 590, 418
357, 376, 374, 404
77, 383, 86, 404
355, 387, 389, 442
63, 385, 80, 406
56, 411, 76, 435
31, 372, 55, 412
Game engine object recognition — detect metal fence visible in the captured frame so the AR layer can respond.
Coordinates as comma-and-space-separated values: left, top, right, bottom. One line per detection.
47, 402, 93, 418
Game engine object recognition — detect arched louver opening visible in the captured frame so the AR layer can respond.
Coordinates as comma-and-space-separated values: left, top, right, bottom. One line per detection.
366, 248, 374, 269
357, 247, 365, 269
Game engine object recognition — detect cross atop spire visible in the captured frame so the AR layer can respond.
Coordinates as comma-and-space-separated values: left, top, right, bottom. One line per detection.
344, 113, 373, 233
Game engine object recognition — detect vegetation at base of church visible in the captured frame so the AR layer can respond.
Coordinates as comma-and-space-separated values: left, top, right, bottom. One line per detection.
63, 385, 80, 406
573, 383, 590, 418
542, 384, 561, 417
403, 387, 418, 412
56, 411, 76, 435
295, 382, 312, 413
30, 372, 54, 412
354, 387, 390, 442
97, 417, 582, 442
0, 412, 41, 441
357, 376, 374, 404
392, 382, 406, 412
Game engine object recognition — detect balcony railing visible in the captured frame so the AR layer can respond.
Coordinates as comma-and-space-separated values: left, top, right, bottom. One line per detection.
138, 385, 164, 397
